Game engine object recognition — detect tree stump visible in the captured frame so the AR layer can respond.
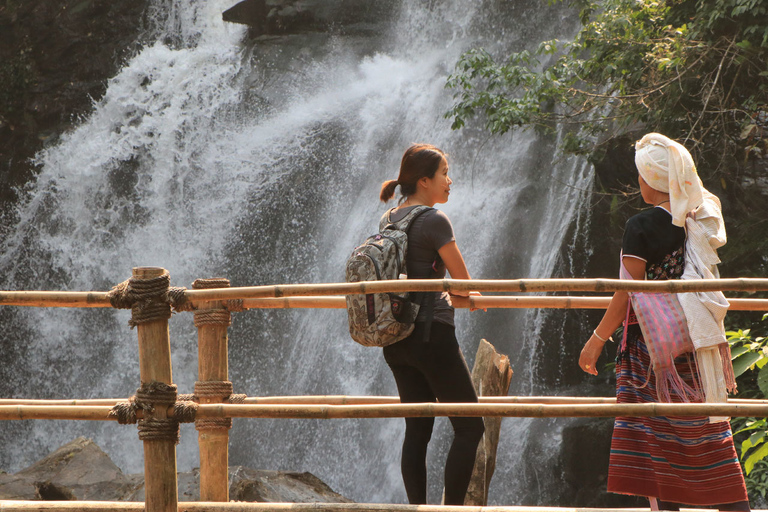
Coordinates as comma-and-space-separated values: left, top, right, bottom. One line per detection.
464, 339, 513, 506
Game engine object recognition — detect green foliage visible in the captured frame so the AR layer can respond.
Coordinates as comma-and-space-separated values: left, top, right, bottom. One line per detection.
729, 314, 768, 501
445, 0, 768, 173
745, 459, 768, 499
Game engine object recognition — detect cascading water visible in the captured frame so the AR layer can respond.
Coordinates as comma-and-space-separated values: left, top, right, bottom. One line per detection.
0, 0, 595, 505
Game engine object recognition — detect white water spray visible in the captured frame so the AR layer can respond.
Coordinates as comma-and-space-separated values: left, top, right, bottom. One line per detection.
0, 0, 592, 504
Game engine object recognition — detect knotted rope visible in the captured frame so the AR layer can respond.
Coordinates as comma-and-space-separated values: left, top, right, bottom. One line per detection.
192, 278, 233, 326
109, 381, 198, 443
194, 380, 237, 430
108, 271, 173, 327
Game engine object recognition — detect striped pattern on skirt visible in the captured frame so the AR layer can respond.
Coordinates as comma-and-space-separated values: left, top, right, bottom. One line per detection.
607, 324, 748, 505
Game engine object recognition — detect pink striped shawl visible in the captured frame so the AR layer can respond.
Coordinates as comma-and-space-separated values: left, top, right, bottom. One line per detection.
620, 259, 703, 403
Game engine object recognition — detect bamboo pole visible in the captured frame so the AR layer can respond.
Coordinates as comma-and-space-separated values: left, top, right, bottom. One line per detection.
0, 399, 126, 406
192, 402, 768, 419
239, 296, 768, 311
0, 291, 112, 308
3, 399, 768, 421
183, 278, 768, 302
0, 501, 716, 512
3, 278, 768, 309
2, 396, 766, 408
0, 405, 115, 420
133, 267, 178, 512
193, 279, 231, 502
1, 289, 767, 311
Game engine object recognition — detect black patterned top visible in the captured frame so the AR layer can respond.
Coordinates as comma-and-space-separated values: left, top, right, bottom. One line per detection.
622, 206, 686, 281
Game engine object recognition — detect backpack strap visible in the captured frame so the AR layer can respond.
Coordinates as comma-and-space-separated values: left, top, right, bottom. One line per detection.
400, 206, 435, 343
380, 205, 436, 343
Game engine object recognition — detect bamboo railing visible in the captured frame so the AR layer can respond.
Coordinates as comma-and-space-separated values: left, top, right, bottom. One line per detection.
0, 502, 715, 512
2, 269, 768, 512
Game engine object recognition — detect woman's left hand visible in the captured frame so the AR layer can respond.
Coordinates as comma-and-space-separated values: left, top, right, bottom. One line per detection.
468, 291, 485, 312
579, 335, 604, 376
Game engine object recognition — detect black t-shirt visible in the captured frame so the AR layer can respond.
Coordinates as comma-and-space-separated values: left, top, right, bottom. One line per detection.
622, 206, 686, 279
386, 206, 455, 326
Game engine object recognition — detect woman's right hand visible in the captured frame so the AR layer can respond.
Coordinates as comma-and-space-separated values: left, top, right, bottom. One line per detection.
579, 334, 604, 376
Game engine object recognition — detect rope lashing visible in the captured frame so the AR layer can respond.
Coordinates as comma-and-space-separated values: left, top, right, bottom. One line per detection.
107, 271, 172, 327
192, 277, 233, 325
173, 400, 199, 424
109, 381, 198, 443
136, 381, 181, 442
195, 381, 234, 400
193, 380, 240, 430
193, 278, 231, 289
168, 286, 193, 312
225, 299, 245, 312
228, 393, 247, 403
194, 308, 231, 327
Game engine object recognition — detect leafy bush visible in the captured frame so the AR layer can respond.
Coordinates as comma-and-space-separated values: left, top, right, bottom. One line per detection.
729, 315, 768, 500
445, 0, 768, 175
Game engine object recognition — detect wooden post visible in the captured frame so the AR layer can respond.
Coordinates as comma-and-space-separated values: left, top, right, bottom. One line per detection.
193, 278, 234, 502
465, 339, 513, 506
134, 267, 178, 512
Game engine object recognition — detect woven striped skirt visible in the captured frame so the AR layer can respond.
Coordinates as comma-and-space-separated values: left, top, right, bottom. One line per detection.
607, 324, 748, 505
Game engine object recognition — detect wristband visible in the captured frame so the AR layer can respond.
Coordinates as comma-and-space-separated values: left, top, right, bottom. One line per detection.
593, 330, 609, 343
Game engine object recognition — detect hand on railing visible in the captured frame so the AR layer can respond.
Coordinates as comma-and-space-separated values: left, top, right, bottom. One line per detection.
450, 291, 486, 312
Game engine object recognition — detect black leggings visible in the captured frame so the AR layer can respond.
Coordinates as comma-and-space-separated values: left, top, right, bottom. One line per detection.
383, 321, 485, 505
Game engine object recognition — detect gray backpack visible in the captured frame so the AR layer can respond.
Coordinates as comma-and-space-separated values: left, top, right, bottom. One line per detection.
345, 206, 432, 347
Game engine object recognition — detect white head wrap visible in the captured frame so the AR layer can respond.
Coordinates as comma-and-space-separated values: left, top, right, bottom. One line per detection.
634, 133, 704, 227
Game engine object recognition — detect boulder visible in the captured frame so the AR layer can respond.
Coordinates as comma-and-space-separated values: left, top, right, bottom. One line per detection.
0, 437, 137, 500
128, 466, 352, 503
223, 0, 399, 37
0, 437, 352, 503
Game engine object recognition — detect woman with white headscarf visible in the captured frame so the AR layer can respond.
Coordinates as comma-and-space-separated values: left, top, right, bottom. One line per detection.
578, 133, 749, 510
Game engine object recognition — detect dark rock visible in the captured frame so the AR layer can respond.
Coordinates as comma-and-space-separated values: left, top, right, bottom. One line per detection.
0, 437, 137, 500
0, 0, 150, 208
0, 437, 352, 503
127, 466, 352, 503
223, 0, 399, 38
559, 418, 645, 507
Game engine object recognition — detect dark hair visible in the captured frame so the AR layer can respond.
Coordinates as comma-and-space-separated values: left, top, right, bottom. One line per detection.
380, 143, 447, 203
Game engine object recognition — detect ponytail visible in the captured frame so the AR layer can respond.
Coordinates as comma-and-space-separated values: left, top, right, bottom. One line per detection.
381, 143, 446, 203
380, 179, 399, 202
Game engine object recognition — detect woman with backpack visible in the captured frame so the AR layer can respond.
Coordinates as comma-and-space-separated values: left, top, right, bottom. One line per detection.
378, 143, 485, 505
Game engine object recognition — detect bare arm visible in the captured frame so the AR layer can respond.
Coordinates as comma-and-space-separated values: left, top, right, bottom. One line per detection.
579, 256, 646, 375
437, 241, 484, 311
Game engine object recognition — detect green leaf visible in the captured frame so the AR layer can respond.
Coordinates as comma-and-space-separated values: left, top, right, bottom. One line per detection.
730, 345, 752, 358
733, 351, 764, 377
746, 443, 768, 475
758, 366, 768, 397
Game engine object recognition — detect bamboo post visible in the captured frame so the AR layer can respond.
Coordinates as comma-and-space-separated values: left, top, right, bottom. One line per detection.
133, 267, 178, 512
464, 340, 513, 506
192, 278, 234, 502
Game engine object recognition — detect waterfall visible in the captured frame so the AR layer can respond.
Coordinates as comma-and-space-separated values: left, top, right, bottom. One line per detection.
0, 0, 593, 505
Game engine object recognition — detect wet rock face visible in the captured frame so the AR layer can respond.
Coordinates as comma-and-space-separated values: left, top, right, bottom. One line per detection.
559, 418, 644, 508
0, 0, 150, 205
0, 437, 352, 503
222, 0, 399, 37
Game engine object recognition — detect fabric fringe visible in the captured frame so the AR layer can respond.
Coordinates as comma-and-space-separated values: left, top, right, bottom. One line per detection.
655, 365, 703, 404
694, 344, 737, 423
